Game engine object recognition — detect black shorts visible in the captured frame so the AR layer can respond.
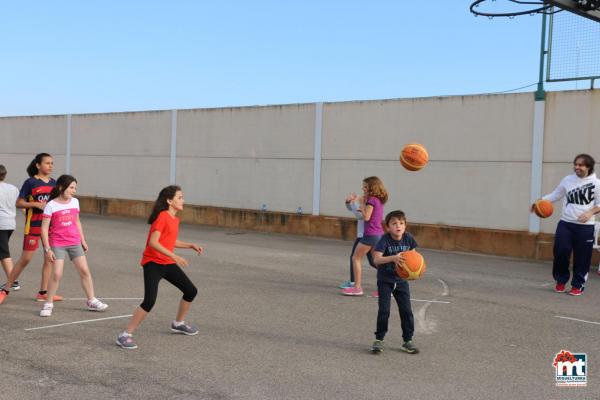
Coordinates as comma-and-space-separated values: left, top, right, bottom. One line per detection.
0, 230, 14, 260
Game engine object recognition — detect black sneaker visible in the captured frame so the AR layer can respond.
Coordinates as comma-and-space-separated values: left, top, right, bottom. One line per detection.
371, 339, 384, 354
400, 340, 419, 354
0, 281, 20, 291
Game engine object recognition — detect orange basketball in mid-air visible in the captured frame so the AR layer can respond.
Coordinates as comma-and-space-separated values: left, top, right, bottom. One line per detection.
400, 143, 429, 171
534, 199, 553, 218
395, 250, 426, 280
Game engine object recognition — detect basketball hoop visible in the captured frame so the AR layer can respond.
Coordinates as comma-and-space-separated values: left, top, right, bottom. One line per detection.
471, 0, 600, 18
470, 0, 557, 18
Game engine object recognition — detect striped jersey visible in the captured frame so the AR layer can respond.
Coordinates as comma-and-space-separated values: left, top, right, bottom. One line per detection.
19, 177, 56, 236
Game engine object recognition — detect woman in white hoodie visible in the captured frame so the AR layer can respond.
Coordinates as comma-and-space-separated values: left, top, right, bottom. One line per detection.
533, 154, 600, 296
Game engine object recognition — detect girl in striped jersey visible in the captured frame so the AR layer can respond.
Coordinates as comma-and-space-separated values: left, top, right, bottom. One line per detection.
0, 153, 63, 304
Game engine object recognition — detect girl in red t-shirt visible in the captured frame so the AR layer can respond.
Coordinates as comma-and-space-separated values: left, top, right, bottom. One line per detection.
116, 185, 203, 350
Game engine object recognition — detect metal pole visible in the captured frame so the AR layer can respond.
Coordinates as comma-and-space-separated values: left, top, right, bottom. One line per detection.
529, 12, 548, 233
312, 102, 323, 216
535, 11, 547, 101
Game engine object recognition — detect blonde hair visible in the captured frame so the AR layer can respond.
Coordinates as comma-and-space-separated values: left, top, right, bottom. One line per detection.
363, 176, 388, 204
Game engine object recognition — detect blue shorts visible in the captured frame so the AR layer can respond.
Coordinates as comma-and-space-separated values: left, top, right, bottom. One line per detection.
359, 235, 382, 247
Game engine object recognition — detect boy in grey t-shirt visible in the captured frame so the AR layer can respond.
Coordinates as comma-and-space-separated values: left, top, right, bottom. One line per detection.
0, 165, 21, 291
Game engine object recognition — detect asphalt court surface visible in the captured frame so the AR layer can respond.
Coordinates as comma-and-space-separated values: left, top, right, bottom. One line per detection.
1, 214, 599, 400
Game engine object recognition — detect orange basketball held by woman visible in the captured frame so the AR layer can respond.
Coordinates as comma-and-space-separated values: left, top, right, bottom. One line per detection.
533, 199, 553, 218
400, 143, 429, 171
395, 250, 426, 280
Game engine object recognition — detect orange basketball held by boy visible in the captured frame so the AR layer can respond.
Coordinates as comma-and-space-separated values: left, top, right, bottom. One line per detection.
400, 143, 429, 171
533, 199, 553, 219
395, 250, 426, 280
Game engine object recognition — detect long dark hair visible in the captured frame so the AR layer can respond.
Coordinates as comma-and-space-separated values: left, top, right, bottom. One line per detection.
49, 175, 77, 201
27, 153, 52, 177
574, 154, 595, 175
148, 185, 181, 224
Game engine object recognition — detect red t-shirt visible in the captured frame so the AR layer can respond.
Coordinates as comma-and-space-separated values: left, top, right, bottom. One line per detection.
140, 210, 179, 266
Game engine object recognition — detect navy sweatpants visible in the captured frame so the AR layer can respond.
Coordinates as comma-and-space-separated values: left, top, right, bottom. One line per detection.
553, 220, 594, 289
374, 280, 414, 341
348, 238, 376, 282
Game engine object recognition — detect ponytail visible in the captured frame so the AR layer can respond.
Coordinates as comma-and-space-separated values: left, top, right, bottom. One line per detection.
27, 153, 52, 177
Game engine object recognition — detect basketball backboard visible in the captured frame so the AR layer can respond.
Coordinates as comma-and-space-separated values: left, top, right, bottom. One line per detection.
545, 0, 600, 22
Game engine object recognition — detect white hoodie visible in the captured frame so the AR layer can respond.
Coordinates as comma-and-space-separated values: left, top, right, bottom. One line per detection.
543, 172, 600, 225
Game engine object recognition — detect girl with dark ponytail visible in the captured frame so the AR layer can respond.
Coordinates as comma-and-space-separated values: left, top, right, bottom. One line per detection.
38, 174, 108, 317
116, 185, 204, 349
0, 153, 64, 305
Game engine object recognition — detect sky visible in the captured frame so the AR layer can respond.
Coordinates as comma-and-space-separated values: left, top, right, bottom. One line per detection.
0, 1, 593, 117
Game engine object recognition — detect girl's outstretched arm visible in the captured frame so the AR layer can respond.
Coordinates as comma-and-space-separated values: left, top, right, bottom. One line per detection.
175, 240, 203, 255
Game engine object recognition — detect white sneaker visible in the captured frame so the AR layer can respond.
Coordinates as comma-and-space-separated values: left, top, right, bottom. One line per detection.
87, 298, 108, 312
40, 302, 53, 317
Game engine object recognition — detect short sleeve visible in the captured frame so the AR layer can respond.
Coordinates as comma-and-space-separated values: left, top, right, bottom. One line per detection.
73, 198, 80, 211
151, 212, 169, 234
366, 197, 378, 207
19, 179, 32, 199
42, 202, 54, 218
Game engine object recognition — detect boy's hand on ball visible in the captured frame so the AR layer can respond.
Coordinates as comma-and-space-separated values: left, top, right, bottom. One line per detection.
393, 253, 405, 264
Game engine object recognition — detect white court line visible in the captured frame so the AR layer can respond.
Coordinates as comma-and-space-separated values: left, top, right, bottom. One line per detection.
63, 298, 142, 301
555, 316, 600, 326
411, 299, 451, 304
24, 314, 132, 331
437, 279, 450, 297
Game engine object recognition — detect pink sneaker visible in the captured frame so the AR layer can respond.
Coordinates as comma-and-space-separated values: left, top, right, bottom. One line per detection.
342, 287, 363, 296
371, 291, 379, 298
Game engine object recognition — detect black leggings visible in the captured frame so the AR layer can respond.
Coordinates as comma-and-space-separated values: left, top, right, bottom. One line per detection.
140, 262, 198, 312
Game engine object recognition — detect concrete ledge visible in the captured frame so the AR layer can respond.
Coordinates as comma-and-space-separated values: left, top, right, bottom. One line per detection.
78, 196, 599, 264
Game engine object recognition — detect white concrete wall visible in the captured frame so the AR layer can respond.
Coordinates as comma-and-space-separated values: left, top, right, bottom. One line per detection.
70, 111, 172, 200
0, 115, 67, 188
0, 90, 597, 232
320, 93, 534, 230
176, 105, 315, 212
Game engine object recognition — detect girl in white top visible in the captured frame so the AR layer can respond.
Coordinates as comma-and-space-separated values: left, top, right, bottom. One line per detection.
40, 174, 108, 317
0, 165, 20, 290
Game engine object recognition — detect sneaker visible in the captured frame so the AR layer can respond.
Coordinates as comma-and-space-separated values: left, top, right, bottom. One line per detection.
568, 287, 583, 296
555, 283, 566, 293
371, 340, 384, 354
400, 340, 419, 354
342, 287, 364, 296
339, 280, 355, 289
87, 298, 108, 311
116, 333, 138, 350
170, 322, 199, 336
0, 289, 8, 305
39, 302, 53, 317
371, 291, 379, 298
36, 293, 64, 302
0, 281, 20, 291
